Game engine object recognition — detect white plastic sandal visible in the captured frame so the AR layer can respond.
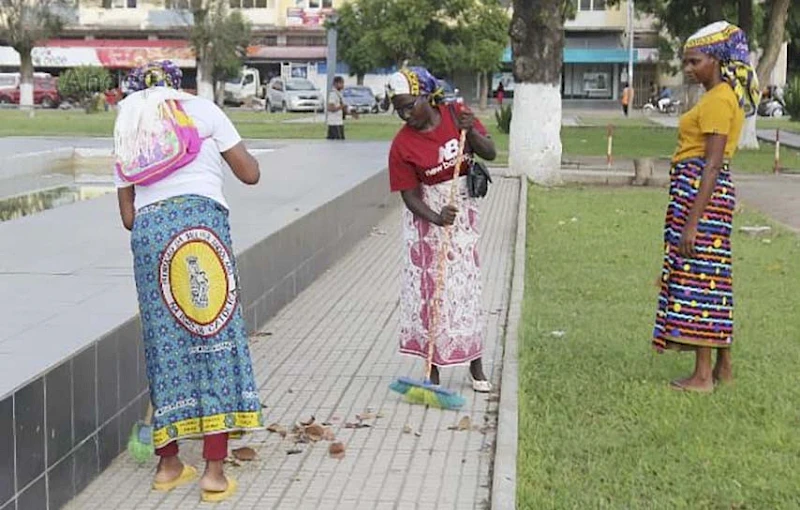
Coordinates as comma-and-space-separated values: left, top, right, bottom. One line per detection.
471, 378, 492, 393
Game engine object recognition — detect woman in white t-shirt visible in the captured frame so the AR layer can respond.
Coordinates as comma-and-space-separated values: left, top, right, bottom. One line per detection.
114, 61, 263, 503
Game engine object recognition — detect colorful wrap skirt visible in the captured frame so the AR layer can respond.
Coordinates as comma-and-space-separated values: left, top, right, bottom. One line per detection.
653, 158, 735, 350
399, 177, 484, 366
131, 194, 264, 448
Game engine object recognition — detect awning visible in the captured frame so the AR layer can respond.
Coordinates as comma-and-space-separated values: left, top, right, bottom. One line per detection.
502, 46, 653, 64
245, 46, 326, 61
0, 39, 195, 69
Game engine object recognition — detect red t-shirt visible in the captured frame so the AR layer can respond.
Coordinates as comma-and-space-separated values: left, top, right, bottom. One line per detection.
389, 103, 488, 192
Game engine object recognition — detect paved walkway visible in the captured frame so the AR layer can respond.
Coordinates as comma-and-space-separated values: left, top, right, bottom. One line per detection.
756, 129, 800, 150
64, 178, 520, 510
737, 173, 800, 232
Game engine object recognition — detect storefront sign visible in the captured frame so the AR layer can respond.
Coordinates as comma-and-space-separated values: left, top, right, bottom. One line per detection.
286, 7, 335, 27
0, 45, 195, 69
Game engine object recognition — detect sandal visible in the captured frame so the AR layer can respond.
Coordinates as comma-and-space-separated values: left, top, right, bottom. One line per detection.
152, 464, 198, 492
471, 377, 492, 393
201, 476, 238, 503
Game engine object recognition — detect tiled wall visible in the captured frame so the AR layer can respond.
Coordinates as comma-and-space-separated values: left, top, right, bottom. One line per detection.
0, 170, 393, 510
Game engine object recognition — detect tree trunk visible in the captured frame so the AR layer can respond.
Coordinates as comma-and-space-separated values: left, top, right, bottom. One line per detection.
509, 0, 564, 185
18, 49, 34, 110
214, 80, 225, 106
738, 0, 753, 37
738, 113, 759, 149
357, 73, 364, 85
756, 0, 791, 82
196, 52, 215, 100
478, 72, 488, 110
708, 2, 724, 22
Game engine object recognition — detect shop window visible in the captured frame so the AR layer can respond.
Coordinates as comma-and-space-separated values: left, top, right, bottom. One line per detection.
299, 0, 332, 8
104, 0, 137, 7
578, 0, 606, 11
229, 0, 271, 8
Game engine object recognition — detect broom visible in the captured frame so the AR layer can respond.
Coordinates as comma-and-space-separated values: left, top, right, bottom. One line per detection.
127, 401, 154, 463
389, 128, 468, 411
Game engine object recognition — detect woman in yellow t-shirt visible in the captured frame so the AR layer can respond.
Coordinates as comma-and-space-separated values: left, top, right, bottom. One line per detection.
651, 21, 760, 392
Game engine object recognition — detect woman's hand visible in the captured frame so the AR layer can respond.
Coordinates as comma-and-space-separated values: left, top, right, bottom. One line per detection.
456, 110, 475, 133
679, 224, 697, 258
438, 205, 458, 226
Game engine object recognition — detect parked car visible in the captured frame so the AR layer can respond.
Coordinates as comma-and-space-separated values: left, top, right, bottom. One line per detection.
0, 74, 60, 108
265, 77, 323, 113
342, 86, 378, 114
437, 79, 461, 103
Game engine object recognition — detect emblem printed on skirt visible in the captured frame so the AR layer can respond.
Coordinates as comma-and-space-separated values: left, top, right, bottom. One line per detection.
159, 227, 238, 337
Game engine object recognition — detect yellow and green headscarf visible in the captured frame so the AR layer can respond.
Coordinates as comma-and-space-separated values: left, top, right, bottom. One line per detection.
685, 21, 761, 117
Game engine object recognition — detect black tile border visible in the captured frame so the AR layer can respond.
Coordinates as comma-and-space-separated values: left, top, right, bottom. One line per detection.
0, 169, 392, 509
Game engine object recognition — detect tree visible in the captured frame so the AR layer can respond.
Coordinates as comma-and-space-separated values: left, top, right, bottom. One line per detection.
171, 0, 251, 101
757, 0, 791, 83
508, 0, 573, 185
0, 0, 72, 109
335, 0, 508, 104
333, 2, 382, 84
57, 66, 112, 112
621, 0, 791, 149
451, 0, 510, 109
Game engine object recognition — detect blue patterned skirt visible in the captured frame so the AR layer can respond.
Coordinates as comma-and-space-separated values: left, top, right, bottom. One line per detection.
131, 195, 263, 448
653, 159, 735, 351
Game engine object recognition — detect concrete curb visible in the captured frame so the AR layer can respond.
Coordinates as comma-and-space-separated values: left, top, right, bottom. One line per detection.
491, 175, 526, 509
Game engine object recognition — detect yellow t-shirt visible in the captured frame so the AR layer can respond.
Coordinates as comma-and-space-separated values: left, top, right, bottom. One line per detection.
672, 82, 744, 163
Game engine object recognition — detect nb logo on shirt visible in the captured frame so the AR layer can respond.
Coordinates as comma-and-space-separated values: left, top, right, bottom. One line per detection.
438, 138, 459, 163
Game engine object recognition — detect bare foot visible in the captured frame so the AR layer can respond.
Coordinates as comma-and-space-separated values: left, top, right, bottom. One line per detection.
670, 376, 714, 393
713, 364, 733, 385
200, 462, 229, 492
154, 456, 184, 484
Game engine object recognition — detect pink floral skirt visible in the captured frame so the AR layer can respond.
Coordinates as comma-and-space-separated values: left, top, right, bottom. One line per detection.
398, 177, 484, 366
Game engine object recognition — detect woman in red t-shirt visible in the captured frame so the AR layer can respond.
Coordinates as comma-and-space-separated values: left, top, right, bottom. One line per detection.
386, 67, 497, 392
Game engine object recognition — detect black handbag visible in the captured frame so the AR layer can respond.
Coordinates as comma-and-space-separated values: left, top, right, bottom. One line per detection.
447, 104, 492, 198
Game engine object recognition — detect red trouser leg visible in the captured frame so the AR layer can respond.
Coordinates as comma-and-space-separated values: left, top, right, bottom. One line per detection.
155, 441, 179, 458
203, 433, 228, 461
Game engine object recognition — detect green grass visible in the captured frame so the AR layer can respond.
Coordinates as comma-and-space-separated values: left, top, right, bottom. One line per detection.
0, 110, 797, 172
519, 186, 800, 509
560, 126, 800, 173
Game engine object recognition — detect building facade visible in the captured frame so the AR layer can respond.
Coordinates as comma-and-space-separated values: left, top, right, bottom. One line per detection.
0, 0, 339, 90
494, 0, 661, 106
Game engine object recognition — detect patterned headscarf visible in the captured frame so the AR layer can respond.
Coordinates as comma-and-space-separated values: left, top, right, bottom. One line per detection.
685, 21, 761, 117
386, 66, 445, 105
125, 60, 183, 92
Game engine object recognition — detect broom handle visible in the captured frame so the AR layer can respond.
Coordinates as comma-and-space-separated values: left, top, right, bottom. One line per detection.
144, 401, 154, 426
425, 128, 468, 382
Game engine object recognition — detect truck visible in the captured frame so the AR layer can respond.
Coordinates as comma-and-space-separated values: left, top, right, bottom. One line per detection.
223, 67, 266, 106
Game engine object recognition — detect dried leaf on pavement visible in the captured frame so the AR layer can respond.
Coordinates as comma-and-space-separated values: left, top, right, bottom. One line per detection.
304, 423, 326, 442
300, 416, 315, 426
344, 422, 371, 429
232, 447, 257, 461
266, 423, 288, 437
402, 424, 413, 434
329, 442, 345, 459
448, 416, 472, 431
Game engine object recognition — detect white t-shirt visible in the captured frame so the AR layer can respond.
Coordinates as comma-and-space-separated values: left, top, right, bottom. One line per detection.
327, 90, 344, 126
114, 97, 242, 211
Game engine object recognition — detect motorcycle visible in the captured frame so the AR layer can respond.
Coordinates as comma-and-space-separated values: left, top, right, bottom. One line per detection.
643, 97, 680, 115
757, 97, 785, 118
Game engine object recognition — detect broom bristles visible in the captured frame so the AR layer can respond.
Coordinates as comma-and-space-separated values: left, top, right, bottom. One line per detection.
390, 377, 465, 410
127, 422, 153, 464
